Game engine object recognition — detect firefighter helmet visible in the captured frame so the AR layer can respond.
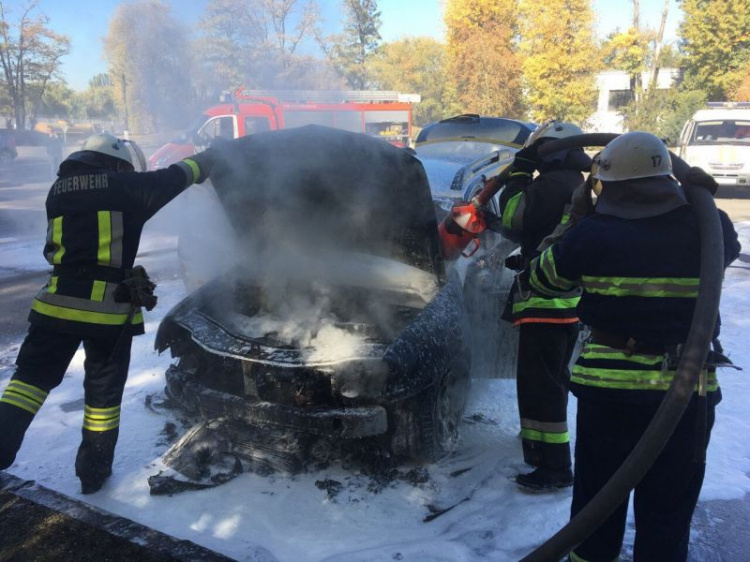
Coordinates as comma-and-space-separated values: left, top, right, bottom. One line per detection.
592, 131, 672, 182
524, 120, 583, 148
80, 133, 134, 168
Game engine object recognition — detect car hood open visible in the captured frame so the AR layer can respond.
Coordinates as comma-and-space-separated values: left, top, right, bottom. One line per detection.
208, 125, 444, 280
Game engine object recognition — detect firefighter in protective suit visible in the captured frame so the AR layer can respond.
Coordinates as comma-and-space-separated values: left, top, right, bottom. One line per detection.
526, 132, 740, 561
492, 121, 591, 491
0, 133, 217, 493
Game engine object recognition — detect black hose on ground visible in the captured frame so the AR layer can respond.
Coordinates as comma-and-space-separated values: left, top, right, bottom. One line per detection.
518, 133, 725, 562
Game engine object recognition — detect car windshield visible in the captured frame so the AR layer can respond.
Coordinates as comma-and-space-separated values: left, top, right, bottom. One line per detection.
171, 114, 210, 144
690, 120, 750, 145
416, 115, 531, 146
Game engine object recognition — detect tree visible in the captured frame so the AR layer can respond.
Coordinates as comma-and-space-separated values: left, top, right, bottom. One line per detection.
519, 0, 599, 124
733, 63, 750, 101
104, 0, 195, 134
79, 74, 117, 121
369, 37, 453, 126
0, 0, 70, 129
679, 0, 750, 101
620, 88, 705, 143
199, 0, 326, 91
444, 0, 524, 118
320, 0, 382, 89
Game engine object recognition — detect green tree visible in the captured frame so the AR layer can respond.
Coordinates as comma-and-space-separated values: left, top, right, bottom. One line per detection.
519, 0, 599, 124
0, 0, 70, 129
621, 87, 705, 143
444, 0, 524, 118
79, 74, 117, 120
679, 0, 750, 100
321, 0, 382, 89
368, 37, 452, 126
104, 0, 195, 133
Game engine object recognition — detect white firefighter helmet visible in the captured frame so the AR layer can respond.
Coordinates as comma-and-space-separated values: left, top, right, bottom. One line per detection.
524, 120, 583, 148
80, 133, 134, 168
592, 131, 672, 181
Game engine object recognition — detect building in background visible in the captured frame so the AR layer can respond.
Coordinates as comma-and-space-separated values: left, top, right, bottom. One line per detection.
588, 68, 681, 133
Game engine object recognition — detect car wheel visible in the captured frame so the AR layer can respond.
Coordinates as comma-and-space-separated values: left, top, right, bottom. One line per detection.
391, 360, 470, 463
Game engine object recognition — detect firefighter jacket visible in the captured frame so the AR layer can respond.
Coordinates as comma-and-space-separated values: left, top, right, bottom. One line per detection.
528, 203, 741, 404
497, 151, 591, 325
29, 157, 201, 338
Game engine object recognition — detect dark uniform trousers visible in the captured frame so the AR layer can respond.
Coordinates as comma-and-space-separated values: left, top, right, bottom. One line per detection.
0, 324, 132, 481
517, 322, 579, 470
571, 396, 715, 562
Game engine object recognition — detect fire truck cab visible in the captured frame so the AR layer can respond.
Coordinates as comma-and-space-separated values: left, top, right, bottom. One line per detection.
148, 89, 421, 170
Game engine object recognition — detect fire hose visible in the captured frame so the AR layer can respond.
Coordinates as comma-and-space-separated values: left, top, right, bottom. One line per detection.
517, 133, 725, 561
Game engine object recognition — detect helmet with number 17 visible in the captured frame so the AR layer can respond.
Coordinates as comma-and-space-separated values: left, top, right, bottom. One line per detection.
591, 131, 672, 182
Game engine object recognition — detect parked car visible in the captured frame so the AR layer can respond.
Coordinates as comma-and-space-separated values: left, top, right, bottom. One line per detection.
154, 126, 485, 487
677, 102, 750, 190
0, 129, 18, 163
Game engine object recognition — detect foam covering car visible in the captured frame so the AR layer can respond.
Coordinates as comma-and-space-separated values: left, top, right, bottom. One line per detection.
152, 126, 474, 489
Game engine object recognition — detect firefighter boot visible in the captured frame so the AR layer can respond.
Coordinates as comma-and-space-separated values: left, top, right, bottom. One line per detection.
0, 403, 35, 469
515, 467, 573, 491
75, 429, 118, 494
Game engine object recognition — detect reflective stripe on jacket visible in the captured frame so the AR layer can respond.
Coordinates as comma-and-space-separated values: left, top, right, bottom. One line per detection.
527, 205, 740, 402
29, 160, 195, 337
572, 343, 718, 392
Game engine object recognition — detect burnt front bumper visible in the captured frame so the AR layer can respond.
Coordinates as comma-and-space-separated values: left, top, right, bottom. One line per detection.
165, 366, 388, 439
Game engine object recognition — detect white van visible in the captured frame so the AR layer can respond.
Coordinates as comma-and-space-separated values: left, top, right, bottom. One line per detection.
677, 102, 750, 187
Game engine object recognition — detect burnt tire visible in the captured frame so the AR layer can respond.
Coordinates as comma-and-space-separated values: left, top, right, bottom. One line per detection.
390, 361, 470, 463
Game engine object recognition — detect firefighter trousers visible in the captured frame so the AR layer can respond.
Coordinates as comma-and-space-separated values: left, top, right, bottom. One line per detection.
570, 396, 715, 562
0, 324, 132, 483
516, 322, 579, 471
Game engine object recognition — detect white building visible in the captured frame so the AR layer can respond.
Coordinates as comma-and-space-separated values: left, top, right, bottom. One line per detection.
587, 68, 681, 133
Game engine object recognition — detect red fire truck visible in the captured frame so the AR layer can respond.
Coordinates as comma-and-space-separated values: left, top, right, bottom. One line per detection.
148, 89, 421, 169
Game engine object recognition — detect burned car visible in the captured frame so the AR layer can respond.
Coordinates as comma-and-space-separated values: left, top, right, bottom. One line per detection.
154, 126, 474, 484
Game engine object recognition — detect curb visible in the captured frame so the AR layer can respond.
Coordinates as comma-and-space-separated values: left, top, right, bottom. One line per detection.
0, 472, 233, 561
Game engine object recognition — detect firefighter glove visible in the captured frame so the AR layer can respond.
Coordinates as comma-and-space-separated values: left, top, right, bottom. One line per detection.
114, 266, 157, 311
685, 166, 718, 195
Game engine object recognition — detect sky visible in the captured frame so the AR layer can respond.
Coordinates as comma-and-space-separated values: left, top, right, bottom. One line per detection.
3, 0, 683, 91
0, 188, 748, 561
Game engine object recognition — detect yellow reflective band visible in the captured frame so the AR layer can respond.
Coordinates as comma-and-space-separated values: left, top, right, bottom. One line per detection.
90, 280, 106, 302
0, 395, 41, 415
501, 192, 523, 230
572, 366, 718, 391
48, 276, 58, 294
32, 299, 144, 326
83, 404, 120, 432
52, 217, 65, 264
513, 295, 580, 313
84, 404, 120, 419
1, 381, 48, 415
581, 276, 699, 298
521, 428, 570, 444
83, 417, 120, 432
183, 158, 201, 184
539, 249, 577, 292
582, 345, 665, 366
7, 380, 48, 402
560, 213, 570, 225
97, 211, 112, 265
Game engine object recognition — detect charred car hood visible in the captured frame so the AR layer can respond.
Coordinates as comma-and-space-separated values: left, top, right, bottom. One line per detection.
209, 125, 444, 279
